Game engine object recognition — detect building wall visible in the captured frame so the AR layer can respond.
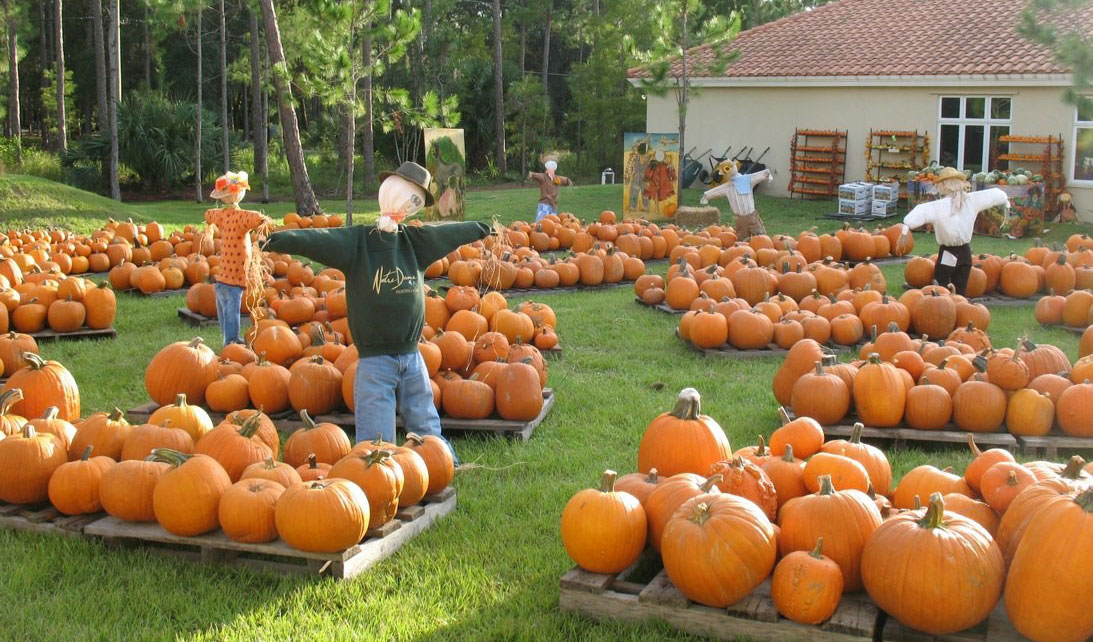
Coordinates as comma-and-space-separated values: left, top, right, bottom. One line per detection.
645, 84, 1093, 220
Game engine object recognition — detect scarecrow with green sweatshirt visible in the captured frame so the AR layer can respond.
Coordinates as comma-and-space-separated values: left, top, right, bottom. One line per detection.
265, 162, 491, 460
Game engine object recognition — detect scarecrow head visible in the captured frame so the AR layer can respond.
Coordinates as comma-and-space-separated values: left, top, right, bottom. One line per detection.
376, 161, 434, 233
210, 171, 250, 205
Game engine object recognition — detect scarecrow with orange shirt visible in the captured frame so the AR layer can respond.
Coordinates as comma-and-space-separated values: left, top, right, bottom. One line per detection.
204, 171, 272, 347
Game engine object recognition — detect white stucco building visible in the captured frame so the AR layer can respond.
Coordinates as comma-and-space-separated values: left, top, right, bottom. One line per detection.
629, 0, 1093, 220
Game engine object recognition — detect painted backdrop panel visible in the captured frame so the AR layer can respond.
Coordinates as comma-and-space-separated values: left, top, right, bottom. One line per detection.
423, 128, 466, 221
623, 133, 679, 218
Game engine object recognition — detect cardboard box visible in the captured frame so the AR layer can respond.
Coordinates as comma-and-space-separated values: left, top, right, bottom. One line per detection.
872, 182, 900, 202
839, 198, 872, 215
872, 199, 898, 216
838, 182, 873, 200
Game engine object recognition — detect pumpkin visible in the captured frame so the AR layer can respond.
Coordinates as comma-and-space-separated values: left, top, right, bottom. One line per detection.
964, 435, 1016, 495
3, 353, 80, 421
403, 433, 454, 495
861, 493, 1003, 635
223, 409, 280, 459
661, 494, 776, 608
148, 393, 213, 442
820, 422, 892, 496
69, 407, 131, 460
942, 493, 1000, 537
892, 465, 972, 510
1004, 388, 1054, 437
771, 340, 827, 406
275, 479, 370, 553
283, 409, 352, 468
996, 457, 1089, 566
247, 359, 292, 413
769, 409, 824, 458
614, 469, 661, 505
218, 479, 285, 544
637, 388, 731, 478
771, 538, 843, 625
644, 474, 721, 552
296, 453, 332, 482
386, 445, 430, 508
120, 421, 194, 461
144, 337, 219, 406
707, 457, 778, 521
194, 413, 274, 482
761, 445, 807, 510
979, 462, 1036, 514
853, 355, 906, 427
0, 332, 38, 377
99, 459, 170, 522
952, 377, 1007, 433
912, 290, 956, 339
241, 456, 303, 488
328, 449, 404, 529
560, 470, 648, 573
149, 448, 232, 536
204, 374, 251, 413
789, 361, 849, 426
1055, 381, 1093, 437
1003, 486, 1093, 641
802, 452, 870, 493
495, 360, 543, 421
0, 425, 67, 504
777, 475, 882, 592
46, 446, 114, 515
985, 348, 1029, 391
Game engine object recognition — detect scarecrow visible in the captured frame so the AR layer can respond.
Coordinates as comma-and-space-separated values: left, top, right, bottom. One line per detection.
899, 166, 1009, 295
528, 157, 574, 221
699, 162, 774, 239
203, 171, 272, 347
265, 162, 491, 459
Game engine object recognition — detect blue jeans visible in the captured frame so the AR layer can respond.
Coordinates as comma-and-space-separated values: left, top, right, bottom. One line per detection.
535, 203, 557, 221
214, 283, 245, 346
354, 352, 459, 464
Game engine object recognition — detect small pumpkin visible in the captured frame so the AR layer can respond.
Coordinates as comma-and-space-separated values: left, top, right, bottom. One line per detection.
275, 479, 370, 553
149, 448, 233, 536
771, 538, 843, 625
560, 470, 647, 574
218, 479, 286, 544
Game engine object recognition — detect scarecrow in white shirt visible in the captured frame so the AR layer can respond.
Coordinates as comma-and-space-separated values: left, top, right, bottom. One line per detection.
899, 166, 1009, 295
699, 162, 774, 239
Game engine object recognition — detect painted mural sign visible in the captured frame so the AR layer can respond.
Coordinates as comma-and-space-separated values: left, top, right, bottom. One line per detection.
423, 128, 466, 221
622, 133, 680, 218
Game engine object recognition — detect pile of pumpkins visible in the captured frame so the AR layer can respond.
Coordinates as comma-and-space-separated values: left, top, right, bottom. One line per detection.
277, 213, 344, 230
0, 373, 455, 553
0, 218, 178, 277
144, 294, 554, 423
775, 327, 1093, 438
560, 386, 1093, 641
0, 272, 117, 336
905, 233, 1093, 300
1036, 288, 1093, 337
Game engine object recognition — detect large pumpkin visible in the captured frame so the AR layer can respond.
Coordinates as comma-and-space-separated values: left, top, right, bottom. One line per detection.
282, 410, 352, 468
218, 479, 285, 544
0, 425, 69, 504
495, 360, 544, 421
3, 352, 81, 421
328, 449, 404, 529
862, 493, 1003, 635
403, 433, 454, 495
560, 470, 647, 573
853, 354, 906, 427
820, 422, 892, 496
637, 388, 731, 478
288, 356, 342, 415
661, 493, 776, 608
68, 408, 131, 460
789, 361, 849, 426
144, 337, 219, 406
99, 459, 170, 522
47, 446, 116, 515
148, 393, 213, 442
275, 479, 370, 553
193, 414, 274, 482
149, 448, 232, 536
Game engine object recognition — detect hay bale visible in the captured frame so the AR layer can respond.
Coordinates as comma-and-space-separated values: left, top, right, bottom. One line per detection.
674, 206, 720, 229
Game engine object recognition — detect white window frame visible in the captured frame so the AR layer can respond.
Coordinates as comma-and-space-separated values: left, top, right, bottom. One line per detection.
936, 96, 1013, 171
1072, 102, 1093, 187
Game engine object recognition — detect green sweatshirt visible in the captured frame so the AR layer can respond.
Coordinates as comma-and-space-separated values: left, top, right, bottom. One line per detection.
266, 221, 491, 357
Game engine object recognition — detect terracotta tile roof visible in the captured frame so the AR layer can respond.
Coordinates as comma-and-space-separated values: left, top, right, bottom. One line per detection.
628, 0, 1092, 79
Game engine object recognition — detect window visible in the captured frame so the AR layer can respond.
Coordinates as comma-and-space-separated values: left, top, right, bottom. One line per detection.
1074, 101, 1093, 184
937, 96, 1012, 172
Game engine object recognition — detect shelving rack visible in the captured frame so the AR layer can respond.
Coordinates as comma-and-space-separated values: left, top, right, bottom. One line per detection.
865, 129, 929, 200
788, 129, 847, 199
992, 134, 1065, 212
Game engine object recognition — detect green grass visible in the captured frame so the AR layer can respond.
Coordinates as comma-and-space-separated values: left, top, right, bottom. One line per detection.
0, 177, 1091, 641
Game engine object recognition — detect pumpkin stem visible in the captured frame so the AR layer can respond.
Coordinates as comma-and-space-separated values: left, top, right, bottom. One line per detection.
866, 482, 877, 500
263, 456, 277, 470
755, 435, 768, 457
700, 474, 723, 492
817, 475, 835, 496
0, 388, 24, 414
235, 413, 263, 439
364, 449, 393, 467
22, 352, 47, 369
777, 406, 792, 426
19, 423, 36, 438
80, 445, 93, 460
108, 407, 125, 421
689, 502, 712, 526
148, 447, 192, 467
814, 361, 825, 376
187, 337, 206, 349
669, 388, 703, 421
599, 470, 618, 493
300, 409, 317, 430
307, 453, 319, 469
782, 444, 795, 462
809, 537, 825, 559
966, 434, 983, 458
850, 423, 864, 444
918, 492, 946, 529
1061, 456, 1086, 479
39, 406, 59, 421
645, 469, 659, 484
1075, 488, 1093, 512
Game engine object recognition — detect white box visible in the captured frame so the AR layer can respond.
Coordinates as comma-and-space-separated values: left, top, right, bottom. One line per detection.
872, 182, 899, 202
839, 198, 871, 215
839, 182, 873, 200
872, 199, 898, 216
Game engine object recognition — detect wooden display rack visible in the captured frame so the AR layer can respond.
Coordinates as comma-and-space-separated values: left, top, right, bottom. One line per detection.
865, 129, 929, 200
789, 129, 847, 199
85, 487, 457, 580
991, 134, 1064, 212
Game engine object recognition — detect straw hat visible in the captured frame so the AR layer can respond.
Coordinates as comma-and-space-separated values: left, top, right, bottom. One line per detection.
933, 167, 968, 184
210, 170, 250, 200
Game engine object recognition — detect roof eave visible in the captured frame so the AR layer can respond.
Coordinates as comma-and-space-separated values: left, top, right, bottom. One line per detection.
683, 73, 1074, 88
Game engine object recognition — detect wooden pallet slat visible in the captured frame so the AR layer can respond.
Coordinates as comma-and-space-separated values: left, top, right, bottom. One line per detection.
177, 308, 255, 328
0, 501, 105, 537
29, 327, 118, 342
782, 408, 1019, 452
1015, 433, 1093, 458
127, 401, 298, 427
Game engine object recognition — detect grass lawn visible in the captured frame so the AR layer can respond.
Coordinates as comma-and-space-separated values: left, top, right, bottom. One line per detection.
0, 176, 1090, 641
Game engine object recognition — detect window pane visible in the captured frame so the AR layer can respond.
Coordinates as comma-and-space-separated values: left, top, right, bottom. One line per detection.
940, 124, 961, 167
963, 125, 985, 172
991, 97, 1012, 120
941, 97, 961, 118
1076, 127, 1093, 181
966, 97, 986, 119
989, 126, 1010, 171
1079, 100, 1093, 123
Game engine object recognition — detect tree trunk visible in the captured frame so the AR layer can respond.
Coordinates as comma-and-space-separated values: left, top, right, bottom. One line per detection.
491, 0, 507, 173
249, 9, 267, 202
195, 8, 203, 203
38, 1, 47, 143
361, 28, 375, 195
751, 0, 760, 28
345, 97, 355, 220
258, 0, 321, 215
541, 0, 551, 99
219, 0, 229, 172
6, 3, 19, 164
112, 0, 121, 98
91, 0, 107, 131
55, 0, 66, 154
677, 1, 688, 199
106, 0, 120, 200
143, 0, 151, 87
519, 22, 525, 72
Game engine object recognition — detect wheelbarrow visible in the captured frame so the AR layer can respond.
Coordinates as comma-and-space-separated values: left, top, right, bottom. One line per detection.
739, 146, 771, 174
681, 147, 711, 188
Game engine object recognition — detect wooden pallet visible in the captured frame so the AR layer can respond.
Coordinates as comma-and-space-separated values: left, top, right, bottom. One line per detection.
313, 389, 556, 442
685, 341, 790, 360
480, 281, 633, 296
634, 297, 685, 315
782, 408, 1019, 452
176, 308, 255, 328
127, 402, 298, 428
1015, 434, 1093, 458
560, 560, 1023, 641
1040, 323, 1085, 336
0, 502, 105, 537
971, 293, 1043, 307
843, 255, 911, 267
29, 327, 117, 342
84, 487, 457, 579
119, 287, 189, 298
